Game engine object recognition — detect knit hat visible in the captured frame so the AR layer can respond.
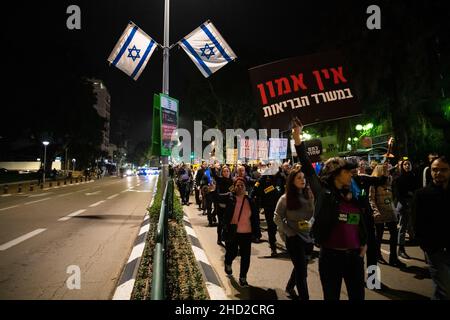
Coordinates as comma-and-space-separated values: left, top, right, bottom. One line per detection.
320, 157, 358, 181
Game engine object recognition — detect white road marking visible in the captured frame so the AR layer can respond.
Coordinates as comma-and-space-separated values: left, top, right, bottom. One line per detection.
192, 246, 209, 265
89, 200, 106, 207
1, 194, 12, 197
206, 282, 230, 300
0, 205, 19, 212
0, 228, 47, 251
107, 194, 119, 200
128, 242, 146, 262
58, 209, 86, 222
113, 279, 135, 300
56, 192, 75, 198
29, 192, 53, 198
185, 225, 196, 238
24, 197, 52, 205
85, 191, 101, 196
120, 189, 130, 193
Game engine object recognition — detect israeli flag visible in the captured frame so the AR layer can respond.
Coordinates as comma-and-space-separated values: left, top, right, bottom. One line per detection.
179, 20, 237, 78
107, 22, 157, 81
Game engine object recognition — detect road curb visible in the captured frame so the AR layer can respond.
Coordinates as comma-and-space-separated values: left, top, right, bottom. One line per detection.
182, 211, 229, 300
112, 178, 158, 300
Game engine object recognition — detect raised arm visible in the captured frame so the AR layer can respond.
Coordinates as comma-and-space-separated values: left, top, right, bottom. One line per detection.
291, 117, 322, 197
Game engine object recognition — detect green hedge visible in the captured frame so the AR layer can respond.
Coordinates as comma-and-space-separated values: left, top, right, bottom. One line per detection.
131, 177, 208, 300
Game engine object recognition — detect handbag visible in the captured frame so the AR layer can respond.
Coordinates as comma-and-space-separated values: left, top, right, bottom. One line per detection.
222, 196, 246, 242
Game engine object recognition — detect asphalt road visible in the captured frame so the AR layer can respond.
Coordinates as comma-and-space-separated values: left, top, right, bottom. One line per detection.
184, 195, 433, 300
0, 174, 157, 299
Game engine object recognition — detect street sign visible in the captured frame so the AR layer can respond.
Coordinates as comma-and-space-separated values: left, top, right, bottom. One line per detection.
160, 94, 178, 156
151, 93, 179, 157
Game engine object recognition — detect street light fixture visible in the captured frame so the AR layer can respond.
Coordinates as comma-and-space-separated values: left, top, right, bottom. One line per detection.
72, 158, 76, 171
356, 124, 363, 131
42, 141, 50, 185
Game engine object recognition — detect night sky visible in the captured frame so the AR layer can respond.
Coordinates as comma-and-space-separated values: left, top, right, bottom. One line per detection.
2, 0, 448, 152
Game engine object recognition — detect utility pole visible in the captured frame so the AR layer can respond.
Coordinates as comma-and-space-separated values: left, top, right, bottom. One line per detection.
161, 0, 170, 188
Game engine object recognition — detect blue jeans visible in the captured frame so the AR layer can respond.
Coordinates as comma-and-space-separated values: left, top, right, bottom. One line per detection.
425, 249, 450, 300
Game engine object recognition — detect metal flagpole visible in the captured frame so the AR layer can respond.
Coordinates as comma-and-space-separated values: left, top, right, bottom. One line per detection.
161, 0, 170, 188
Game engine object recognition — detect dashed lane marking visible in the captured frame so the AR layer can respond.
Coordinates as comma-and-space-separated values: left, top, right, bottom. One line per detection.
24, 197, 52, 205
0, 228, 47, 251
58, 209, 87, 222
89, 200, 106, 208
0, 205, 19, 212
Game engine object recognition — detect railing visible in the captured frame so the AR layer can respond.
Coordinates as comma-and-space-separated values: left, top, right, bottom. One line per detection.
151, 179, 173, 300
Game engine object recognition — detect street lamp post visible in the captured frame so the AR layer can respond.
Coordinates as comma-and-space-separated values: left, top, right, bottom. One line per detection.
42, 141, 50, 185
72, 158, 76, 171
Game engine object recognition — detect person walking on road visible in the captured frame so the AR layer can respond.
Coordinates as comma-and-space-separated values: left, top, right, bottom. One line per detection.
218, 177, 261, 287
252, 167, 282, 256
213, 165, 234, 246
413, 156, 450, 300
292, 117, 367, 300
351, 163, 388, 274
274, 167, 315, 300
369, 165, 406, 268
394, 160, 418, 258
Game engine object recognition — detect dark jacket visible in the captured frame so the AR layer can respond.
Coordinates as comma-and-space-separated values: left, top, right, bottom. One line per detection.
413, 182, 450, 253
216, 192, 261, 238
274, 170, 288, 195
393, 172, 417, 207
195, 168, 206, 186
250, 174, 282, 209
295, 142, 367, 246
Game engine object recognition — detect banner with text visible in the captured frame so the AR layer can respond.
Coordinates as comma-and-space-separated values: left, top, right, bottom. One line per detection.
239, 139, 257, 160
248, 52, 360, 131
257, 140, 269, 161
269, 138, 288, 160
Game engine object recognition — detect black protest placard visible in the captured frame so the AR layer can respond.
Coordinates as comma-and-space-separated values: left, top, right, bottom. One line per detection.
249, 52, 361, 131
304, 139, 323, 163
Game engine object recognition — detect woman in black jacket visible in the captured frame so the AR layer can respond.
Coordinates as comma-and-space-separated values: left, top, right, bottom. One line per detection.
215, 177, 261, 287
393, 160, 418, 258
213, 165, 234, 246
292, 117, 367, 300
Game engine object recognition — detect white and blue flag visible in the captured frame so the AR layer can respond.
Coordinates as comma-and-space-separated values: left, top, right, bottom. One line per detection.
179, 20, 237, 78
108, 22, 157, 81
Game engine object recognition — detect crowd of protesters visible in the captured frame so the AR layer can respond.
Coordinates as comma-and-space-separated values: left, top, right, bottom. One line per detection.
170, 118, 449, 300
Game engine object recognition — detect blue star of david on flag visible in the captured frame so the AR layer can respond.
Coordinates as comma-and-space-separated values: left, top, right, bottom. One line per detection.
179, 21, 237, 78
200, 43, 215, 60
127, 45, 141, 62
